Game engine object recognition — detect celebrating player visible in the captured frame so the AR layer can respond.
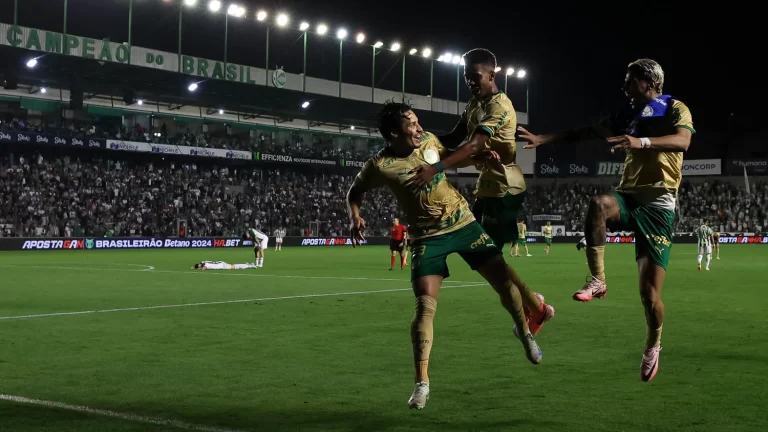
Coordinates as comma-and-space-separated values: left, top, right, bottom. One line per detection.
434, 49, 527, 254
192, 261, 256, 270
408, 48, 548, 330
696, 221, 713, 271
347, 101, 554, 410
542, 221, 553, 255
517, 59, 694, 381
513, 218, 531, 257
389, 218, 409, 271
244, 228, 269, 268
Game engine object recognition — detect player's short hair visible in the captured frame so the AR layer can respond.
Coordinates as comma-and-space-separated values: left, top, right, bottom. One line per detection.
378, 99, 413, 141
628, 59, 664, 93
462, 48, 497, 69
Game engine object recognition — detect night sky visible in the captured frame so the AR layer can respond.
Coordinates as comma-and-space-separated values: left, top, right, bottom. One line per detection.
2, 0, 764, 141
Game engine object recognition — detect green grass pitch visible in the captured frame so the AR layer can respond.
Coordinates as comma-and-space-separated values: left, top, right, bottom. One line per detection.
1, 244, 766, 431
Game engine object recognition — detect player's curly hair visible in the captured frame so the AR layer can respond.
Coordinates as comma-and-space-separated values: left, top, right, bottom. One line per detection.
628, 59, 664, 93
462, 48, 497, 68
377, 99, 413, 141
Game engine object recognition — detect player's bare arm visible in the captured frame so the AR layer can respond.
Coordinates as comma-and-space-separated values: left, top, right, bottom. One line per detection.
346, 183, 367, 247
608, 127, 692, 152
407, 129, 492, 188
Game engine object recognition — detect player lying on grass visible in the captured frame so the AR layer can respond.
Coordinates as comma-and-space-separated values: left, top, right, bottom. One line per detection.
347, 101, 555, 410
192, 261, 256, 270
517, 59, 694, 382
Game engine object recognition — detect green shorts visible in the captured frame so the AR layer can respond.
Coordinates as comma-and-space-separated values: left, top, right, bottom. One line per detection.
612, 191, 675, 270
516, 238, 526, 245
409, 221, 501, 281
471, 192, 526, 247
545, 237, 552, 246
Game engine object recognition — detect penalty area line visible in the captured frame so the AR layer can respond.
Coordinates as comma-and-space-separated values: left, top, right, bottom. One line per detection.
0, 283, 485, 321
0, 394, 245, 432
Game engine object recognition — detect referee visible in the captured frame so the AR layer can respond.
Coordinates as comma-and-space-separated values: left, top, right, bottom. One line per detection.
389, 218, 408, 270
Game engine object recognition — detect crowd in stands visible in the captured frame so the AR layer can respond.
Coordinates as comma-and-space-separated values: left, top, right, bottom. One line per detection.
2, 147, 765, 239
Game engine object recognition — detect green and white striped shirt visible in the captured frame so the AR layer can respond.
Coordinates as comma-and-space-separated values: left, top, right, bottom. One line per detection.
695, 225, 713, 248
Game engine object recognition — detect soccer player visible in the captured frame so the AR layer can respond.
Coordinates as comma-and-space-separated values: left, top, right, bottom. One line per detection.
695, 221, 713, 271
435, 48, 527, 253
542, 221, 553, 255
390, 218, 408, 270
274, 227, 285, 251
244, 228, 269, 268
348, 101, 554, 410
516, 59, 694, 382
712, 230, 721, 259
192, 261, 255, 270
409, 48, 548, 329
513, 218, 532, 257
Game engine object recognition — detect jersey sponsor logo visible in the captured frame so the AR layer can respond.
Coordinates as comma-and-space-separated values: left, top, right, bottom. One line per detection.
21, 239, 84, 250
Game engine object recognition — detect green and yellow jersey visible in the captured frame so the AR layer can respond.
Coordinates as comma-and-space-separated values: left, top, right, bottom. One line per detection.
542, 225, 552, 239
352, 132, 475, 240
517, 222, 527, 239
463, 92, 526, 198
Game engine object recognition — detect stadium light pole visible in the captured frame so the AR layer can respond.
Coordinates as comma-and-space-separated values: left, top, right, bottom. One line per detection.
371, 42, 382, 103
128, 0, 133, 48
63, 0, 68, 36
299, 22, 309, 92
13, 0, 18, 25
504, 67, 514, 94
337, 29, 347, 97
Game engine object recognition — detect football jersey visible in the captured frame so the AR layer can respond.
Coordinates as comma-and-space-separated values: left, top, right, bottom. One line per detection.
352, 132, 475, 240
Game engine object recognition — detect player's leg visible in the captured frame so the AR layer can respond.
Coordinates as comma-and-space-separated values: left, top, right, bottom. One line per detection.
715, 242, 720, 259
638, 257, 666, 382
406, 238, 450, 410
524, 242, 531, 256
706, 245, 712, 271
697, 246, 704, 271
390, 241, 397, 270
573, 193, 623, 302
632, 204, 674, 381
252, 245, 259, 265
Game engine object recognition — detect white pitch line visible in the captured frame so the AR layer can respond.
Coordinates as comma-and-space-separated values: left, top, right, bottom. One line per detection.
0, 283, 485, 321
0, 394, 246, 432
0, 264, 476, 285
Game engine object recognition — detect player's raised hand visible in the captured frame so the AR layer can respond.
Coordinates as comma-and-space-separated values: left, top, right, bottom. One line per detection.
407, 164, 438, 189
473, 148, 501, 163
350, 216, 367, 247
607, 135, 641, 153
518, 126, 544, 149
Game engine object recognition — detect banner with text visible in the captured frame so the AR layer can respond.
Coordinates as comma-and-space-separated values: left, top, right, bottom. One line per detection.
681, 159, 721, 176
532, 215, 562, 221
0, 130, 104, 148
725, 159, 768, 175
105, 140, 251, 160
536, 161, 593, 177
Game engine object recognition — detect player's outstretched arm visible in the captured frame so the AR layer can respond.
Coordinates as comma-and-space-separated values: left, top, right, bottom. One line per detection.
519, 116, 616, 149
408, 129, 492, 188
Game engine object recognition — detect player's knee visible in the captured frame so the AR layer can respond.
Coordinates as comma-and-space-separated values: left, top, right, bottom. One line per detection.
640, 285, 662, 308
413, 295, 437, 321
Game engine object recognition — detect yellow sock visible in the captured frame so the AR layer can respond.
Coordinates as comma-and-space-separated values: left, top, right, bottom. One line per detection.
645, 324, 663, 350
586, 245, 606, 282
498, 281, 529, 334
411, 295, 437, 383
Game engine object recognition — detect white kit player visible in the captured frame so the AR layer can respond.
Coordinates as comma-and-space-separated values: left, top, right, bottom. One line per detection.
193, 261, 255, 270
695, 221, 713, 271
244, 227, 268, 268
274, 227, 286, 251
